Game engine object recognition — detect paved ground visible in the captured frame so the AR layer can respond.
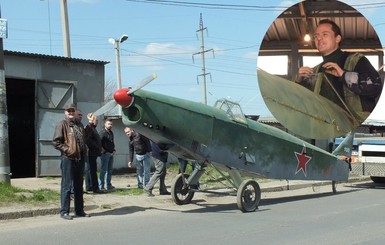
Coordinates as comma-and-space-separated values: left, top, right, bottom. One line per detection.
0, 173, 371, 220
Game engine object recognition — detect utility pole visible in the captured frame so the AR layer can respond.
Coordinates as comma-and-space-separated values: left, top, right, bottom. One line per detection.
108, 35, 128, 90
0, 5, 10, 184
193, 13, 214, 105
108, 34, 128, 115
60, 0, 71, 57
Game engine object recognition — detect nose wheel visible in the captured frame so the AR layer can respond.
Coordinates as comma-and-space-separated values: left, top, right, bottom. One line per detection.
236, 180, 261, 212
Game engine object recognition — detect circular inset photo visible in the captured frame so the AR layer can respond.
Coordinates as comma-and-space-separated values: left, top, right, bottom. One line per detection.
257, 0, 383, 139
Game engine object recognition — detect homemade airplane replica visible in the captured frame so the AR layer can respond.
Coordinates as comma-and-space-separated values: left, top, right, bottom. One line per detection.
94, 74, 353, 212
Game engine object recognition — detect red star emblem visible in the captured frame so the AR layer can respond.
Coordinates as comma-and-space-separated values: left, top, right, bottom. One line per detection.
295, 146, 312, 177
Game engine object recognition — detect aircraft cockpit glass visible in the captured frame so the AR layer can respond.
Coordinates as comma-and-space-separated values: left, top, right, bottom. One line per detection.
214, 99, 247, 124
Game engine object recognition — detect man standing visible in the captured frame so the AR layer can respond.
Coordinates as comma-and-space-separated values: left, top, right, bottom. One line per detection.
75, 110, 83, 126
85, 114, 102, 193
296, 19, 382, 123
144, 142, 170, 197
99, 118, 116, 191
124, 127, 151, 189
52, 103, 91, 220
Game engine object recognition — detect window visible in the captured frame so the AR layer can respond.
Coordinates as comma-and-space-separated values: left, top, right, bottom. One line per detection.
257, 55, 288, 75
303, 56, 322, 67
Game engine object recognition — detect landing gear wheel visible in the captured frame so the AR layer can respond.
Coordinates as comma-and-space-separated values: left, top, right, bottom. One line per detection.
237, 180, 261, 212
171, 173, 195, 205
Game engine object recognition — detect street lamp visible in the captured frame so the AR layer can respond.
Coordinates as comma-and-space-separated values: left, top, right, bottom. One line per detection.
108, 34, 128, 90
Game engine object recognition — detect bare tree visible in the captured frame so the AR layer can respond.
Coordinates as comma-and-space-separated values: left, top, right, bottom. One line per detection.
102, 79, 120, 115
104, 79, 116, 103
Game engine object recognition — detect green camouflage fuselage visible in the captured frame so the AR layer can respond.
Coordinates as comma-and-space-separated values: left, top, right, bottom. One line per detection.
122, 90, 350, 181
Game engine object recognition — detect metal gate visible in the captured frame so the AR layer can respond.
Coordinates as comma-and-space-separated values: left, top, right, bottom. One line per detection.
36, 80, 76, 176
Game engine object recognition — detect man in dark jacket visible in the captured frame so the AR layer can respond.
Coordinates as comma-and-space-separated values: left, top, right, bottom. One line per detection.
52, 103, 92, 220
124, 127, 151, 188
84, 114, 102, 193
99, 118, 116, 191
296, 19, 382, 123
144, 142, 170, 197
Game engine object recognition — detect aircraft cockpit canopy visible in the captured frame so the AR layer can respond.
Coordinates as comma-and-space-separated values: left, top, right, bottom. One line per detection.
214, 99, 247, 124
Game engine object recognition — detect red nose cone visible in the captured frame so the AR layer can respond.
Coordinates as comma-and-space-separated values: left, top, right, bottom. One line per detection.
114, 88, 134, 108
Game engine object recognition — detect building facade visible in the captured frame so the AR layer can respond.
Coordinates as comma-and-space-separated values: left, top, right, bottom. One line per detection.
4, 51, 107, 177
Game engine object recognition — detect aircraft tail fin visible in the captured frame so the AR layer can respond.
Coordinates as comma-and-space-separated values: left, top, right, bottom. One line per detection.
332, 133, 354, 157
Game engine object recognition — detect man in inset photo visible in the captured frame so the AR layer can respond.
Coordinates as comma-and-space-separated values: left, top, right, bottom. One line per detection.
257, 0, 384, 139
295, 19, 382, 124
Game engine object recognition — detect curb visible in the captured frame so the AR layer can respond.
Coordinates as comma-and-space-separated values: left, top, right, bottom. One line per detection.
0, 204, 101, 220
261, 176, 372, 192
0, 207, 59, 220
0, 176, 372, 220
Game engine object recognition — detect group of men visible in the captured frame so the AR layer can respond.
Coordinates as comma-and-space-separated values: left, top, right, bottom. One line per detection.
52, 103, 173, 220
52, 104, 117, 220
124, 127, 170, 197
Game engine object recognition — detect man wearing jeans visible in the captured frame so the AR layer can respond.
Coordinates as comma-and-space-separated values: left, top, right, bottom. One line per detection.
52, 103, 92, 220
124, 127, 151, 189
99, 118, 116, 191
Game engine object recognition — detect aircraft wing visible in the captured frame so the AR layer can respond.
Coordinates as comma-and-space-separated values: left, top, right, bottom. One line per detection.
257, 69, 356, 139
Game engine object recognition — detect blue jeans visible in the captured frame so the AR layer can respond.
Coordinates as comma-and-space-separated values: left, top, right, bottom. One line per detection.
60, 156, 85, 215
178, 158, 200, 188
84, 159, 91, 191
179, 158, 198, 173
99, 153, 114, 189
135, 153, 151, 188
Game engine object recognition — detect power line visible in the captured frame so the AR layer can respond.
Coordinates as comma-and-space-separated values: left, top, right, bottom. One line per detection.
126, 0, 385, 11
350, 2, 385, 8
121, 48, 201, 68
125, 0, 288, 11
120, 47, 256, 77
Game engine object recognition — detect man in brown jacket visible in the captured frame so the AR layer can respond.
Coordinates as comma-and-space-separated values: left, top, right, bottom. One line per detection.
52, 103, 93, 220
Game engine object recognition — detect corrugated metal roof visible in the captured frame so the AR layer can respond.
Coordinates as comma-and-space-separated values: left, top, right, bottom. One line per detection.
260, 0, 383, 53
257, 116, 279, 124
4, 50, 109, 65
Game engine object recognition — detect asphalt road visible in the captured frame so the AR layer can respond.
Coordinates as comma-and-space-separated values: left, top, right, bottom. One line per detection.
1, 181, 384, 245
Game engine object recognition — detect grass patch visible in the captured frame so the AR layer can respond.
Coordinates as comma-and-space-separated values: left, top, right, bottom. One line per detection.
0, 183, 59, 206
110, 187, 144, 196
167, 162, 181, 173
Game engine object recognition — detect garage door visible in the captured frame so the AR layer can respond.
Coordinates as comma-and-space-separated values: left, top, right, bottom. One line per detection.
36, 80, 76, 176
